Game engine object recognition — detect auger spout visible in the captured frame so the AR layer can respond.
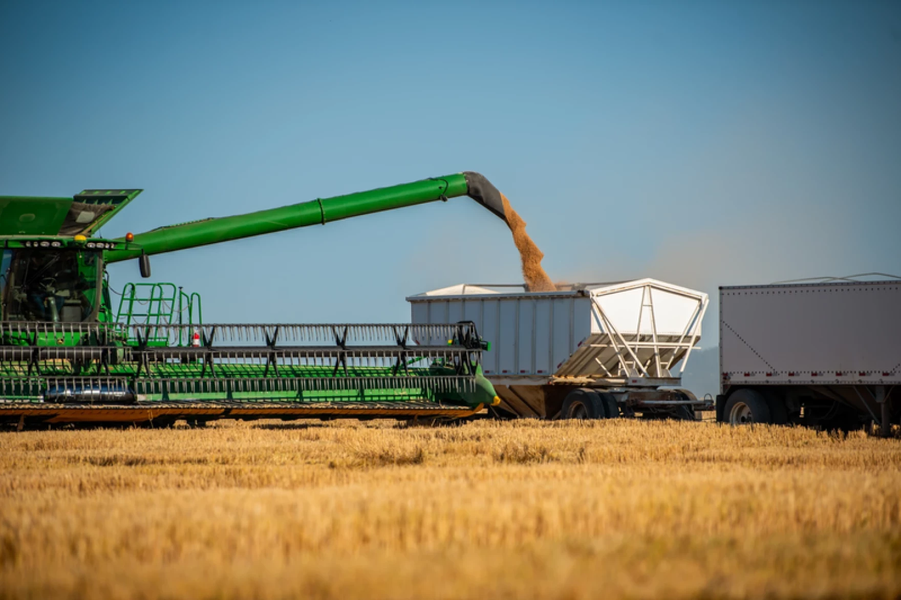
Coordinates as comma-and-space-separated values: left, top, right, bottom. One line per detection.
104, 172, 507, 263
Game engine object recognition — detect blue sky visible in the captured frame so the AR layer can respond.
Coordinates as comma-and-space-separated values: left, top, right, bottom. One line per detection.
2, 0, 899, 351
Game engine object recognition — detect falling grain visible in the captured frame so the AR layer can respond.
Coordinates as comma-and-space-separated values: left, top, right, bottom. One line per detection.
500, 193, 556, 292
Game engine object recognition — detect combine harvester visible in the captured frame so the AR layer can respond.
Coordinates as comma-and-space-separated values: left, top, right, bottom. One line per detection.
0, 173, 507, 428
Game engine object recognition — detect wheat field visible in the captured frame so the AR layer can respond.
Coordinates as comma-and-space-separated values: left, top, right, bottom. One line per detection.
0, 418, 899, 599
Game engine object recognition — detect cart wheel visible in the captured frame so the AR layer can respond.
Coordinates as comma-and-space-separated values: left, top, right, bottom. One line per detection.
597, 392, 619, 418
561, 388, 603, 420
724, 389, 771, 425
674, 404, 697, 421
673, 389, 698, 421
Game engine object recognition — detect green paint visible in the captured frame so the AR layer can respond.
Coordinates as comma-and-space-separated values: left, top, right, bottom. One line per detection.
0, 197, 71, 236
0, 173, 498, 411
105, 173, 469, 262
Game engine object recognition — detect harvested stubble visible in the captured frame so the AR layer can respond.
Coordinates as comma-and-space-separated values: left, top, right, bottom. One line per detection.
1, 419, 900, 599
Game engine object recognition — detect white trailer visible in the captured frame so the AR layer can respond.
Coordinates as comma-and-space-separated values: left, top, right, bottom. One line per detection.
408, 279, 710, 420
717, 279, 901, 434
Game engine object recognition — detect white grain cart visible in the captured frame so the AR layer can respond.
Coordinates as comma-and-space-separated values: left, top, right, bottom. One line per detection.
408, 279, 710, 420
718, 278, 900, 435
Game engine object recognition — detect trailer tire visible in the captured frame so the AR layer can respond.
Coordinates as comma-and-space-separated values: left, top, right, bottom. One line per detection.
597, 392, 619, 418
764, 392, 789, 425
561, 389, 602, 420
821, 404, 864, 432
724, 389, 771, 425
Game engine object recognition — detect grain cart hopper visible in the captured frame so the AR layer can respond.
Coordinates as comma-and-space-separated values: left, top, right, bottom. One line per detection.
0, 172, 506, 427
409, 279, 710, 420
717, 277, 900, 435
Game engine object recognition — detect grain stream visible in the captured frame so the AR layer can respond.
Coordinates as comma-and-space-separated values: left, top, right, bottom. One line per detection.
500, 193, 556, 292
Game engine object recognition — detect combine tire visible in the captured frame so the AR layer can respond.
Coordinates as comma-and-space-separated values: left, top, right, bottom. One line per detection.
724, 389, 771, 425
560, 389, 603, 420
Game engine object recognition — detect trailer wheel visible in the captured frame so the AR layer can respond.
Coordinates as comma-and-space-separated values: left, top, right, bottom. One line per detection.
764, 392, 789, 425
820, 404, 864, 432
724, 389, 771, 425
597, 392, 619, 418
561, 389, 602, 420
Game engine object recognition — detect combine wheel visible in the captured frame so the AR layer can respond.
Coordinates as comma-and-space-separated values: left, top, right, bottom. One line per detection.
560, 388, 603, 420
724, 389, 771, 425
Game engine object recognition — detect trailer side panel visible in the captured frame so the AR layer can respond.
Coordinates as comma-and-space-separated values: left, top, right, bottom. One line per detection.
720, 281, 901, 388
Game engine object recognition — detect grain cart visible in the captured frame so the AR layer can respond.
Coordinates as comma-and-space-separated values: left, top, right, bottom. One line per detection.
717, 278, 900, 435
408, 279, 711, 420
0, 172, 506, 427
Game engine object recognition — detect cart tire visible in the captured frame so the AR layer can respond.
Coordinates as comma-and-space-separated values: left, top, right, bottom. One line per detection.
724, 389, 771, 425
674, 389, 699, 421
561, 388, 602, 420
597, 392, 619, 418
675, 404, 697, 421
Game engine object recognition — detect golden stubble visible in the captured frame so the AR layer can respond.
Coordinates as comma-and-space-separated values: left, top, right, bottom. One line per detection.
0, 419, 899, 599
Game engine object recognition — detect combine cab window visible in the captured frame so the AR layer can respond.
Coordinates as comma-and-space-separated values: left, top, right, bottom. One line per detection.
0, 249, 102, 322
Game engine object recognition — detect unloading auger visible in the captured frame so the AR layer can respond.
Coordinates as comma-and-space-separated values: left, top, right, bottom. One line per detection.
0, 173, 506, 427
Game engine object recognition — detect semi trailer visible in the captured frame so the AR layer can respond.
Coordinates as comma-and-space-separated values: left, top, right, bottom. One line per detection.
716, 278, 900, 435
409, 279, 711, 420
0, 172, 509, 427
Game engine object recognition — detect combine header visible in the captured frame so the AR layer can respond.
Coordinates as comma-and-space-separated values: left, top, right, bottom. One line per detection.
0, 173, 505, 427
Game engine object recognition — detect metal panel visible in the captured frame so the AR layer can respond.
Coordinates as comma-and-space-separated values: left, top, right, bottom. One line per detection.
517, 299, 534, 375
720, 281, 901, 386
535, 299, 553, 375
408, 278, 708, 384
498, 299, 518, 375
482, 300, 499, 374
410, 303, 430, 334
463, 299, 481, 325
552, 297, 574, 372
596, 287, 643, 334
447, 300, 463, 325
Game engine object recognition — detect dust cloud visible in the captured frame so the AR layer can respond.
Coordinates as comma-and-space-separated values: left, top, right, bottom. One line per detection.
500, 193, 556, 292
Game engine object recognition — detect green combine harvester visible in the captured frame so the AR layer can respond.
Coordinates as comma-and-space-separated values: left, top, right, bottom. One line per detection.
0, 172, 507, 428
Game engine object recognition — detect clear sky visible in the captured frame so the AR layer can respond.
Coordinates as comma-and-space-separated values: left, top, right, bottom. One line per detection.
2, 0, 899, 350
